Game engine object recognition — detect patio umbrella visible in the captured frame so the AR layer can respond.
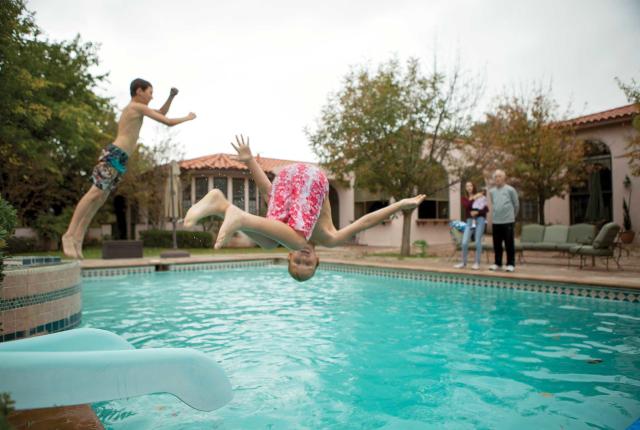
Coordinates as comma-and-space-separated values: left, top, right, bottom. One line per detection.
585, 170, 605, 222
164, 161, 182, 248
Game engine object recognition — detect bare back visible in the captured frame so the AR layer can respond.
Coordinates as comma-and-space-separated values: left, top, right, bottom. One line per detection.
112, 102, 145, 155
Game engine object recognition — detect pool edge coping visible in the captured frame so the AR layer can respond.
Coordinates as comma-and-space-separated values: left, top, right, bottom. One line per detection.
79, 256, 640, 300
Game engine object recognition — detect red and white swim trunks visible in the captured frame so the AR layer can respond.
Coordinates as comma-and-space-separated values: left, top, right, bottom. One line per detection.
267, 163, 329, 240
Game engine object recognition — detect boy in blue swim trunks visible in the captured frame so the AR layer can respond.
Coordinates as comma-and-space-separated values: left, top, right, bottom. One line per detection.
62, 78, 197, 259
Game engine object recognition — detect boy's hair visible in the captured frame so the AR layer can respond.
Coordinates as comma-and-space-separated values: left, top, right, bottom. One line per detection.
130, 78, 152, 97
287, 259, 320, 282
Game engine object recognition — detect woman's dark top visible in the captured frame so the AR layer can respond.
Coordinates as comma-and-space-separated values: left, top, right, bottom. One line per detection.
462, 195, 489, 219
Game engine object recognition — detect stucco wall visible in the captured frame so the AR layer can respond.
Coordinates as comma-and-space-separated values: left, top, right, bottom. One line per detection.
545, 122, 639, 243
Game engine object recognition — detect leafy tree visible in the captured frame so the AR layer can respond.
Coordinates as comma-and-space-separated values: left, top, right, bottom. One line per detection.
307, 57, 480, 255
472, 87, 584, 224
115, 128, 185, 237
0, 0, 117, 224
0, 197, 18, 285
616, 77, 640, 176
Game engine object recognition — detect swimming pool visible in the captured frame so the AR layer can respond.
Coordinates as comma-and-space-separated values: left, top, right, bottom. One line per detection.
81, 266, 640, 429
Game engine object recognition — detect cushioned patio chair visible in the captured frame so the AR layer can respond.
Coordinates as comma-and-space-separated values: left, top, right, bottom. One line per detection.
518, 224, 545, 263
557, 223, 597, 253
568, 222, 621, 270
527, 225, 569, 251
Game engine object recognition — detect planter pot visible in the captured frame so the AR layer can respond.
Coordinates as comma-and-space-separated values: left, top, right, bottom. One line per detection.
620, 230, 636, 244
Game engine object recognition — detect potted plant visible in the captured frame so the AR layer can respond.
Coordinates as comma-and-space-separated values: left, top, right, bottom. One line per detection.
621, 198, 635, 243
412, 239, 429, 257
620, 175, 635, 244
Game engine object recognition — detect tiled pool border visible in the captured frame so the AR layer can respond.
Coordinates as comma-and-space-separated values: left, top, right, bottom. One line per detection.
1, 262, 82, 342
319, 262, 640, 303
80, 259, 640, 303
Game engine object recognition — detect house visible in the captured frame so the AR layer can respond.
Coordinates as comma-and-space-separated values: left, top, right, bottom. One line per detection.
544, 104, 639, 242
159, 103, 640, 248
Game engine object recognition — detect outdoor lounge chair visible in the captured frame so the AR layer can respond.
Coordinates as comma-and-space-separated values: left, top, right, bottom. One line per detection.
568, 222, 621, 270
519, 223, 596, 261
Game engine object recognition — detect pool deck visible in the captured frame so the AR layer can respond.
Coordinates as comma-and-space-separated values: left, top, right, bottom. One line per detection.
77, 244, 640, 290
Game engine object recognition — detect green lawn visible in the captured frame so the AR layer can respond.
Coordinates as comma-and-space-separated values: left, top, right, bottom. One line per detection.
12, 246, 288, 259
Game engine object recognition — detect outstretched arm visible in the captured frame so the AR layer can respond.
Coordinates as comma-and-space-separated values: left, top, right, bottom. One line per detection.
231, 135, 272, 200
155, 87, 178, 115
326, 195, 426, 246
136, 103, 196, 127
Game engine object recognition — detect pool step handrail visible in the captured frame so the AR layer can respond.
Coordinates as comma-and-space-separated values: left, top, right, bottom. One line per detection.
0, 328, 233, 412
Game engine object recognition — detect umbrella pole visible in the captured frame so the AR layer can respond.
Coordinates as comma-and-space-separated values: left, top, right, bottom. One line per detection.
170, 167, 178, 249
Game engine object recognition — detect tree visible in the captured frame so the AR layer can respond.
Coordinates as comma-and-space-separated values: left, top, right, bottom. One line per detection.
115, 128, 185, 237
0, 0, 117, 224
472, 87, 585, 224
616, 77, 640, 176
308, 57, 480, 255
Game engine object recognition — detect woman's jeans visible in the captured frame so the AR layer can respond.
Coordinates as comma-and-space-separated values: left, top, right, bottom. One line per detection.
461, 216, 486, 265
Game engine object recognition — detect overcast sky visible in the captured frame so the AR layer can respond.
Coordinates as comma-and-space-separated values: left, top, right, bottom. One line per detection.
28, 0, 640, 162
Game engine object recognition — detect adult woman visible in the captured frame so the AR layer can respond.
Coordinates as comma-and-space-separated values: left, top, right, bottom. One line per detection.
454, 182, 488, 270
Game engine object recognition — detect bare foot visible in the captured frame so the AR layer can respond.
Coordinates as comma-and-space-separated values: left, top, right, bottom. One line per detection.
400, 194, 426, 210
215, 205, 245, 249
62, 235, 78, 259
184, 189, 230, 228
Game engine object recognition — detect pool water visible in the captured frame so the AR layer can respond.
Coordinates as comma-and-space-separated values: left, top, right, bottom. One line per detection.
81, 267, 640, 429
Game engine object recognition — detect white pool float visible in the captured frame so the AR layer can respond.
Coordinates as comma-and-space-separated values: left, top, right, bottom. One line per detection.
0, 328, 233, 411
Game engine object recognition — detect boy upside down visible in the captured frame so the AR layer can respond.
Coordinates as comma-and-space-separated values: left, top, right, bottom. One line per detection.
184, 135, 426, 282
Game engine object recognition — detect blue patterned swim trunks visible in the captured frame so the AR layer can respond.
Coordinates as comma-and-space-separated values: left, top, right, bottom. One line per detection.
91, 144, 129, 191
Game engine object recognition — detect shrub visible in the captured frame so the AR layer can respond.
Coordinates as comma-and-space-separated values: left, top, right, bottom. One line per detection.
412, 239, 429, 257
32, 207, 73, 250
140, 229, 213, 248
0, 197, 18, 285
0, 197, 17, 244
5, 236, 39, 254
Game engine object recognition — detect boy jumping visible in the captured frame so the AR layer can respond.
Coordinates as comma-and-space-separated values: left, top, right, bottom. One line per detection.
62, 78, 197, 259
183, 135, 426, 282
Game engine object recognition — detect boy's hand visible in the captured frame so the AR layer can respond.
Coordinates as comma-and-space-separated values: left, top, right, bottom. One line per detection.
170, 87, 179, 97
231, 134, 253, 162
187, 112, 196, 120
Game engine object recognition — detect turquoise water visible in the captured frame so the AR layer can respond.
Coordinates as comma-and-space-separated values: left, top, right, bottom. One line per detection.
81, 267, 640, 429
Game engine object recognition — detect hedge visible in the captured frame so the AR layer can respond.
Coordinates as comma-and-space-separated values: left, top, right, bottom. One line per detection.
140, 229, 213, 248
5, 236, 39, 254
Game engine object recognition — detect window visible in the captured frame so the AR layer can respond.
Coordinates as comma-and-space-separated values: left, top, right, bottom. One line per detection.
248, 180, 258, 214
213, 177, 227, 198
354, 188, 389, 220
195, 177, 208, 201
518, 199, 539, 223
418, 200, 449, 219
418, 163, 449, 220
570, 140, 612, 224
233, 178, 245, 209
181, 180, 192, 214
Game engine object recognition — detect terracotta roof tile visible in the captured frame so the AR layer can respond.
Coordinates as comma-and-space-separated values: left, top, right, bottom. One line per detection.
179, 153, 315, 174
565, 103, 639, 128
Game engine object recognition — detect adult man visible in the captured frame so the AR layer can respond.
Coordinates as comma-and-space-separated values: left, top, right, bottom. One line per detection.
488, 169, 519, 272
62, 78, 197, 259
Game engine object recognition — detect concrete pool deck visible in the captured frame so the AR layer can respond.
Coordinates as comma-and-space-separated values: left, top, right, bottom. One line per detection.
77, 244, 640, 290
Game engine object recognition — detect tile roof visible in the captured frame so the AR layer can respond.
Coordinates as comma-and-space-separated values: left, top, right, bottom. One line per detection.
179, 153, 315, 174
565, 103, 639, 129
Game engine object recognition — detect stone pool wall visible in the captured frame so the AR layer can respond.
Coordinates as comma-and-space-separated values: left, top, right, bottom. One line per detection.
0, 261, 82, 342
